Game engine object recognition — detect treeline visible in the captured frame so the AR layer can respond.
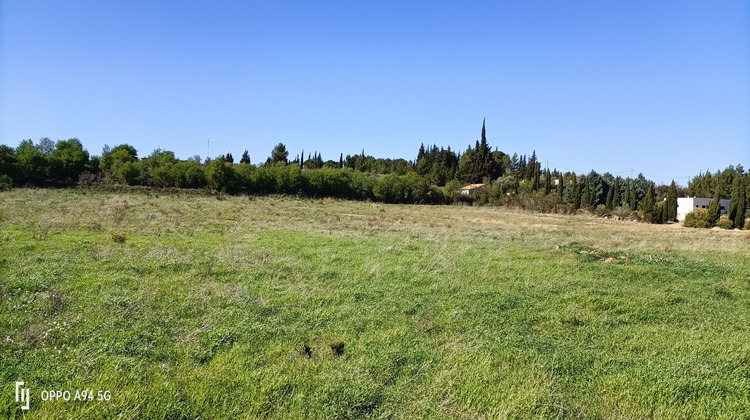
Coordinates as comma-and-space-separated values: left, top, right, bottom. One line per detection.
0, 123, 747, 228
682, 166, 748, 229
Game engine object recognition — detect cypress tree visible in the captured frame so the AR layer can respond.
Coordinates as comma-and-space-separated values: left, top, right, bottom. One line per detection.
240, 150, 251, 165
544, 170, 551, 194
573, 176, 581, 210
582, 177, 590, 209
613, 178, 621, 208
557, 176, 563, 202
624, 181, 631, 209
728, 174, 742, 227
707, 188, 722, 226
629, 180, 637, 210
666, 181, 677, 222
642, 183, 656, 223
605, 188, 613, 210
736, 177, 746, 229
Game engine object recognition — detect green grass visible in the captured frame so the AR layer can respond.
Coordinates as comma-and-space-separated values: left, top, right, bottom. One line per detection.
1, 188, 749, 418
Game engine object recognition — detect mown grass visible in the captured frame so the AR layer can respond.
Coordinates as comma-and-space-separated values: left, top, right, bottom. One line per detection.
1, 188, 749, 419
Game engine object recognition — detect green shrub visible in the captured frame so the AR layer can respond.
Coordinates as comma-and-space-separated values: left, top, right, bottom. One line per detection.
595, 204, 610, 218
612, 205, 630, 219
629, 210, 643, 222
489, 175, 519, 203
683, 209, 712, 228
111, 232, 126, 243
716, 215, 733, 229
373, 174, 406, 203
0, 174, 12, 191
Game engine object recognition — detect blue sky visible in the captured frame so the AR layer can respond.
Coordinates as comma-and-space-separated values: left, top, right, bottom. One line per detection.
1, 0, 748, 185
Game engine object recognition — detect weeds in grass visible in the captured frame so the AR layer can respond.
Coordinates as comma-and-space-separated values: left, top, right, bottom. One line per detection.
111, 232, 126, 243
30, 222, 49, 240
46, 291, 65, 315
204, 259, 215, 278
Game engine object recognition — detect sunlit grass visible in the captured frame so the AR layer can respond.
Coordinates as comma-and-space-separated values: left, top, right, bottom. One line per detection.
1, 188, 748, 418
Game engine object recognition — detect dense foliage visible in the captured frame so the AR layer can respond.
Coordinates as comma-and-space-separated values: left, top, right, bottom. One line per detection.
1, 125, 747, 226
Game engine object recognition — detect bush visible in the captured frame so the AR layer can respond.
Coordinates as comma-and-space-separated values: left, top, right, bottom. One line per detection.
117, 161, 143, 185
684, 209, 712, 228
0, 174, 13, 191
373, 174, 406, 203
745, 219, 750, 230
629, 210, 644, 222
716, 215, 733, 229
612, 205, 630, 219
443, 179, 463, 203
595, 204, 610, 218
488, 175, 518, 203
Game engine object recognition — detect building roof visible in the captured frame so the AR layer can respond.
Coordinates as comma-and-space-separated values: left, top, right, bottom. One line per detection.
461, 183, 485, 190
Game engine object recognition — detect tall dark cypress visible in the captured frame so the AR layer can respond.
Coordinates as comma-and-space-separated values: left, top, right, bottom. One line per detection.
736, 177, 746, 229
707, 188, 722, 226
667, 181, 678, 222
613, 178, 621, 208
624, 181, 631, 209
582, 177, 590, 209
605, 188, 613, 210
643, 183, 656, 223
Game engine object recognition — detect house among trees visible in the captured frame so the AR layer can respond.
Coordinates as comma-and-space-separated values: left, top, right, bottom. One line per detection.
460, 183, 486, 196
677, 197, 730, 221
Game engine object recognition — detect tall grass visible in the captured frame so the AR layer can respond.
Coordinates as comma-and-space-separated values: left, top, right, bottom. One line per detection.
0, 189, 748, 418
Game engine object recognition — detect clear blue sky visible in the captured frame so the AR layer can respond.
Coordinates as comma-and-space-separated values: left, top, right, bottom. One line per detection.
1, 0, 748, 185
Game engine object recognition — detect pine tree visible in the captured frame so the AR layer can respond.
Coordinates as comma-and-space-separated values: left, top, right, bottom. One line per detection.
225, 152, 234, 164
629, 180, 637, 210
240, 150, 251, 164
557, 175, 563, 202
572, 176, 581, 210
666, 180, 677, 222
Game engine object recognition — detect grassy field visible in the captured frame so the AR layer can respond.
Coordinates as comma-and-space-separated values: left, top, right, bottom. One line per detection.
1, 188, 749, 419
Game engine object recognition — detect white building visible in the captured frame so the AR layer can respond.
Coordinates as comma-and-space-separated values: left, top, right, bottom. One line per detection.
676, 197, 730, 221
460, 183, 485, 196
